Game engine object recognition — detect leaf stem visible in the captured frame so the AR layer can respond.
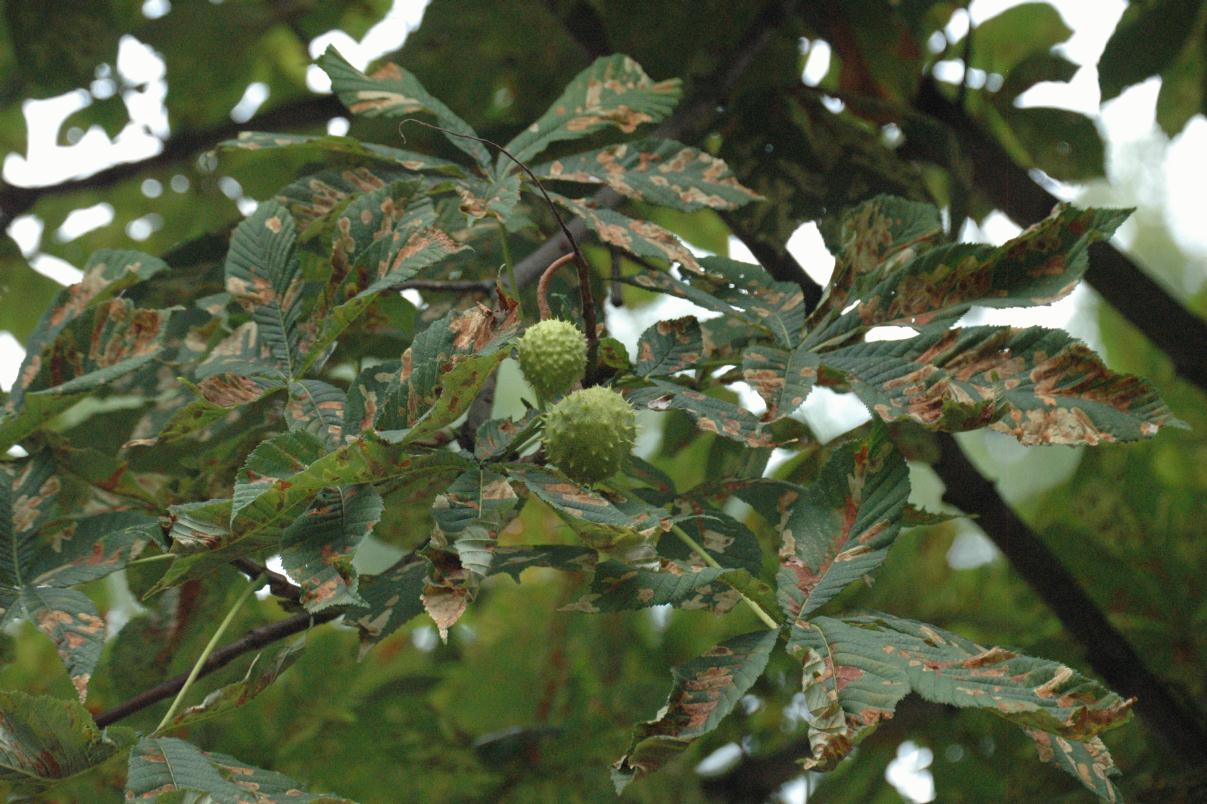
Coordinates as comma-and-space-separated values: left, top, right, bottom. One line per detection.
671, 524, 779, 631
498, 220, 519, 309
125, 552, 175, 567
154, 573, 262, 733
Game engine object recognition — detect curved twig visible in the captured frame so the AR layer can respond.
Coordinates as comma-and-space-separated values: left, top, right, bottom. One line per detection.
536, 253, 577, 321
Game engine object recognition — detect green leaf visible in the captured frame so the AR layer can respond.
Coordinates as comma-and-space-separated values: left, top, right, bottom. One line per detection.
794, 613, 1133, 771
125, 736, 350, 803
275, 165, 416, 233
822, 325, 1184, 444
220, 131, 465, 175
567, 559, 770, 615
1028, 730, 1124, 803
454, 173, 522, 223
473, 410, 538, 461
532, 138, 761, 211
286, 380, 347, 449
741, 343, 819, 419
627, 380, 773, 448
0, 236, 59, 344
505, 464, 667, 539
806, 204, 1129, 349
281, 485, 383, 612
166, 642, 305, 730
353, 554, 428, 651
318, 45, 491, 168
1156, 29, 1207, 136
635, 316, 705, 378
548, 192, 700, 272
965, 2, 1072, 76
999, 106, 1105, 181
769, 426, 909, 639
0, 458, 150, 700
506, 54, 682, 164
657, 507, 764, 575
487, 544, 598, 579
1098, 0, 1204, 101
0, 691, 123, 795
612, 629, 777, 792
224, 200, 305, 378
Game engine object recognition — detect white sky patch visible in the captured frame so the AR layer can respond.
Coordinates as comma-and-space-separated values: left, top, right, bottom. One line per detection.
230, 81, 270, 123
787, 221, 835, 287
56, 202, 115, 242
307, 0, 430, 93
0, 333, 25, 392
31, 255, 83, 285
886, 740, 936, 803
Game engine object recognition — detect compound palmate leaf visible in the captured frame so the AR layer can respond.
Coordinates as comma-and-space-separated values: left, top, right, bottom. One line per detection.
794, 613, 1133, 771
126, 736, 348, 803
612, 629, 777, 792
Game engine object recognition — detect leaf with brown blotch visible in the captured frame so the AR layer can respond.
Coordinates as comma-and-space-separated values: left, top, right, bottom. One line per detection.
612, 629, 777, 793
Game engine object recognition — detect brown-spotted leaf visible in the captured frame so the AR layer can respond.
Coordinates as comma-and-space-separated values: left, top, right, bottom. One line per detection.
1028, 730, 1123, 803
627, 379, 773, 448
0, 691, 125, 795
125, 736, 351, 802
612, 629, 777, 793
275, 165, 414, 233
167, 642, 304, 730
318, 45, 490, 168
220, 130, 465, 176
533, 138, 761, 211
506, 55, 681, 164
280, 485, 383, 612
821, 326, 1184, 444
794, 613, 1133, 771
549, 191, 700, 273
741, 343, 819, 419
635, 316, 705, 378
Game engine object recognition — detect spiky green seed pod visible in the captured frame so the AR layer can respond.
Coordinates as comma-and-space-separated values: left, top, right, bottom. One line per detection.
516, 319, 588, 401
544, 386, 636, 484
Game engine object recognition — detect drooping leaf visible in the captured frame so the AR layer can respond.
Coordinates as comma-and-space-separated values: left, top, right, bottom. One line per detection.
794, 613, 1133, 771
820, 325, 1184, 444
223, 199, 306, 378
318, 45, 491, 168
353, 554, 428, 652
166, 642, 305, 730
532, 138, 761, 211
1097, 0, 1204, 102
473, 410, 539, 461
0, 691, 125, 795
486, 544, 598, 579
125, 736, 350, 803
285, 379, 347, 448
281, 485, 384, 611
764, 426, 909, 642
505, 464, 667, 536
627, 380, 773, 448
506, 54, 681, 164
566, 559, 772, 616
657, 506, 763, 575
1028, 730, 1123, 803
612, 629, 777, 792
127, 375, 280, 447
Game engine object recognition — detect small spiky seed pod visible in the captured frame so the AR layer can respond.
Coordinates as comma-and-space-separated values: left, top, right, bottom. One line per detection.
544, 386, 636, 484
516, 319, 588, 401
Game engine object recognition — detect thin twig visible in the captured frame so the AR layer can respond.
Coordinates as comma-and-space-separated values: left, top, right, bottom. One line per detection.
391, 278, 494, 293
398, 119, 601, 383
95, 609, 341, 728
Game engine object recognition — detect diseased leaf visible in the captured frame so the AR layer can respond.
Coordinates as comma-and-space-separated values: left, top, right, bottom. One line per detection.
533, 138, 760, 211
566, 559, 766, 616
220, 130, 465, 175
319, 45, 490, 167
806, 205, 1130, 349
487, 544, 598, 579
741, 343, 819, 419
127, 375, 279, 447
281, 485, 383, 612
167, 643, 304, 730
1028, 730, 1124, 803
506, 464, 667, 537
794, 613, 1133, 771
657, 506, 763, 575
125, 736, 350, 802
224, 200, 306, 378
612, 629, 777, 792
286, 380, 346, 449
353, 554, 428, 652
821, 326, 1184, 444
506, 54, 681, 164
627, 380, 772, 448
635, 316, 705, 378
764, 426, 909, 642
275, 165, 415, 232
0, 691, 124, 795
549, 192, 700, 272
474, 410, 538, 461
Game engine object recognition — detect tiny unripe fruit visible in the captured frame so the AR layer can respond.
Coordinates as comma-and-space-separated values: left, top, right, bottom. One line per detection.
516, 319, 588, 401
544, 386, 636, 484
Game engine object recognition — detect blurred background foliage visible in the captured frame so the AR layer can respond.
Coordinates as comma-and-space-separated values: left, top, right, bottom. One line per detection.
1, 0, 1205, 801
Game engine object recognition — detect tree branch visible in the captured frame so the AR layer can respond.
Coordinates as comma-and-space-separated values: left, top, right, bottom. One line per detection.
0, 94, 344, 224
93, 608, 341, 728
932, 434, 1207, 767
912, 77, 1207, 393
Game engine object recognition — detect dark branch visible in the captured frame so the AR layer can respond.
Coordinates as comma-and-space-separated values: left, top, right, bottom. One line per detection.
0, 94, 344, 224
231, 557, 301, 604
93, 608, 342, 728
933, 434, 1207, 767
913, 77, 1207, 393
